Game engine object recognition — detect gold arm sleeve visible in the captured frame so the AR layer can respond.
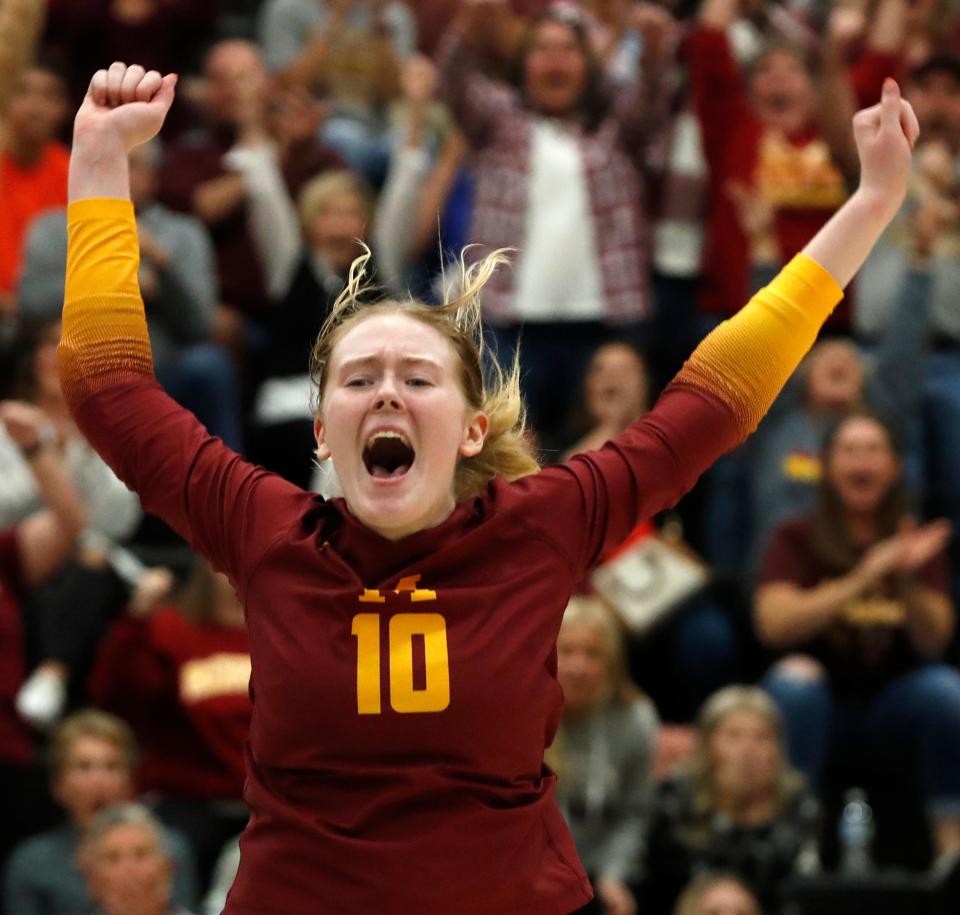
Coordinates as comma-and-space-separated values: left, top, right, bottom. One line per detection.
674, 254, 844, 438
58, 199, 154, 410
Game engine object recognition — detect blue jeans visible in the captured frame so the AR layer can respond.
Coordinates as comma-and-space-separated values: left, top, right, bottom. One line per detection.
155, 344, 243, 453
763, 664, 960, 818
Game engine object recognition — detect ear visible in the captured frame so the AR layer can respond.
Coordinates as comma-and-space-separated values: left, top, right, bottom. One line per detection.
459, 410, 489, 459
314, 415, 331, 461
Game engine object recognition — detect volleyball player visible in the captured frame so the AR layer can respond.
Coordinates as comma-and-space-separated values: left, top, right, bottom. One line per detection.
59, 64, 917, 913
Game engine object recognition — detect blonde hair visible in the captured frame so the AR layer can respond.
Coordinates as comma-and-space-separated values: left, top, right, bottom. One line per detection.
674, 873, 760, 915
686, 685, 802, 826
309, 248, 540, 501
49, 709, 138, 781
297, 170, 374, 239
559, 596, 637, 708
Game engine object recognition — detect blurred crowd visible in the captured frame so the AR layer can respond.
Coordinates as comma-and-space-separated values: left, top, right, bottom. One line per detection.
1, 0, 960, 913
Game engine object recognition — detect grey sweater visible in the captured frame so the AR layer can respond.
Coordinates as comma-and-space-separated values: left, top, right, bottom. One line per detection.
553, 697, 658, 884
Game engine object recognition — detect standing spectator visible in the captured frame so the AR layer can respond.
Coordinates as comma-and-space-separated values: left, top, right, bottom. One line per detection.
642, 686, 818, 914
20, 142, 243, 451
3, 710, 198, 915
439, 0, 673, 443
79, 803, 195, 915
756, 412, 960, 866
158, 40, 343, 323
686, 0, 902, 329
0, 56, 69, 315
257, 0, 417, 182
551, 596, 659, 915
90, 558, 252, 890
0, 0, 47, 145
0, 399, 85, 874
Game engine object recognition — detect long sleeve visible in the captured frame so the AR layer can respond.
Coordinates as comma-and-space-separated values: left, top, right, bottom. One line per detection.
58, 199, 309, 593
507, 254, 843, 576
437, 25, 517, 150
223, 144, 303, 300
372, 144, 432, 295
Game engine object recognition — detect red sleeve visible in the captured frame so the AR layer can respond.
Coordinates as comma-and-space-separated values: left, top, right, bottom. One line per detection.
685, 25, 753, 176
499, 384, 741, 578
72, 378, 311, 596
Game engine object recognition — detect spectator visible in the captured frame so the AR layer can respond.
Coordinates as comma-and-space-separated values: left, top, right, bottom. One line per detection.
551, 596, 658, 915
642, 686, 818, 913
78, 803, 195, 915
674, 872, 761, 915
3, 710, 198, 915
756, 411, 960, 866
0, 0, 47, 141
20, 142, 243, 451
257, 0, 417, 182
89, 558, 251, 889
158, 40, 343, 323
237, 159, 374, 486
0, 55, 69, 316
0, 398, 84, 874
686, 0, 902, 329
0, 320, 142, 729
439, 0, 673, 443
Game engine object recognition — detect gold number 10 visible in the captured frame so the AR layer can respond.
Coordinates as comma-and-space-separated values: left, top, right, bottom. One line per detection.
351, 613, 450, 714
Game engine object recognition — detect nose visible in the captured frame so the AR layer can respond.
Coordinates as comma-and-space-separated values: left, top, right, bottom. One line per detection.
373, 374, 403, 411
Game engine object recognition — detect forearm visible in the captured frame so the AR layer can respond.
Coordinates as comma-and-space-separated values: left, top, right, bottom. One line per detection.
902, 584, 954, 657
27, 449, 86, 540
193, 173, 248, 226
755, 573, 869, 648
698, 0, 739, 29
804, 189, 900, 290
868, 0, 908, 54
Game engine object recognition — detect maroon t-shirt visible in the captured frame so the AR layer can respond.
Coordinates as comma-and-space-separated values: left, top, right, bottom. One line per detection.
72, 377, 739, 914
758, 516, 950, 697
0, 530, 34, 764
90, 609, 251, 801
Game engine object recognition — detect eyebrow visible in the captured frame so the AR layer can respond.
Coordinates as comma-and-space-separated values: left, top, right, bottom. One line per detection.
338, 354, 443, 371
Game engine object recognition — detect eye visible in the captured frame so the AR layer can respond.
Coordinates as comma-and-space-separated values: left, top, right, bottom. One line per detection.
345, 377, 372, 388
406, 377, 433, 388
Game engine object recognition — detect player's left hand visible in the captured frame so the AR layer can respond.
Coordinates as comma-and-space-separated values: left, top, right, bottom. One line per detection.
597, 876, 637, 915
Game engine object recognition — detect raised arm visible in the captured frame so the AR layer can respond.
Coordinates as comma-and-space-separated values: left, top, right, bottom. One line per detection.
517, 80, 919, 575
0, 401, 85, 587
60, 64, 307, 592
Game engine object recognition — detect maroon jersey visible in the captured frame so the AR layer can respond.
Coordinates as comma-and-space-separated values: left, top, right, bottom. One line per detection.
71, 377, 738, 914
89, 609, 251, 800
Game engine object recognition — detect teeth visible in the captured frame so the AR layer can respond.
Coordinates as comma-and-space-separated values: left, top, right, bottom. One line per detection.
365, 431, 411, 448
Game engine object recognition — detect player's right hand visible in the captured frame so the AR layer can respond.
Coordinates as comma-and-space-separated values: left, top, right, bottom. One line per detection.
74, 63, 177, 154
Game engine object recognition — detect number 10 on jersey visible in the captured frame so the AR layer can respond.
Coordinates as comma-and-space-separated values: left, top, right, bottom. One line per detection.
351, 613, 450, 714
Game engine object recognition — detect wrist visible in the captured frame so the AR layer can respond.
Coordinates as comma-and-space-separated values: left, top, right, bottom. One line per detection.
851, 185, 904, 225
20, 422, 58, 460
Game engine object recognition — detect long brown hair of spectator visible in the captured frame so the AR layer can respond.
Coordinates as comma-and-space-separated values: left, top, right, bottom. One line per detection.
686, 686, 803, 837
512, 4, 610, 132
48, 709, 139, 780
812, 411, 908, 574
309, 247, 540, 501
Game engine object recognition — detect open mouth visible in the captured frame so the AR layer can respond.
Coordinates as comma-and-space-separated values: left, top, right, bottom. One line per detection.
362, 431, 415, 480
